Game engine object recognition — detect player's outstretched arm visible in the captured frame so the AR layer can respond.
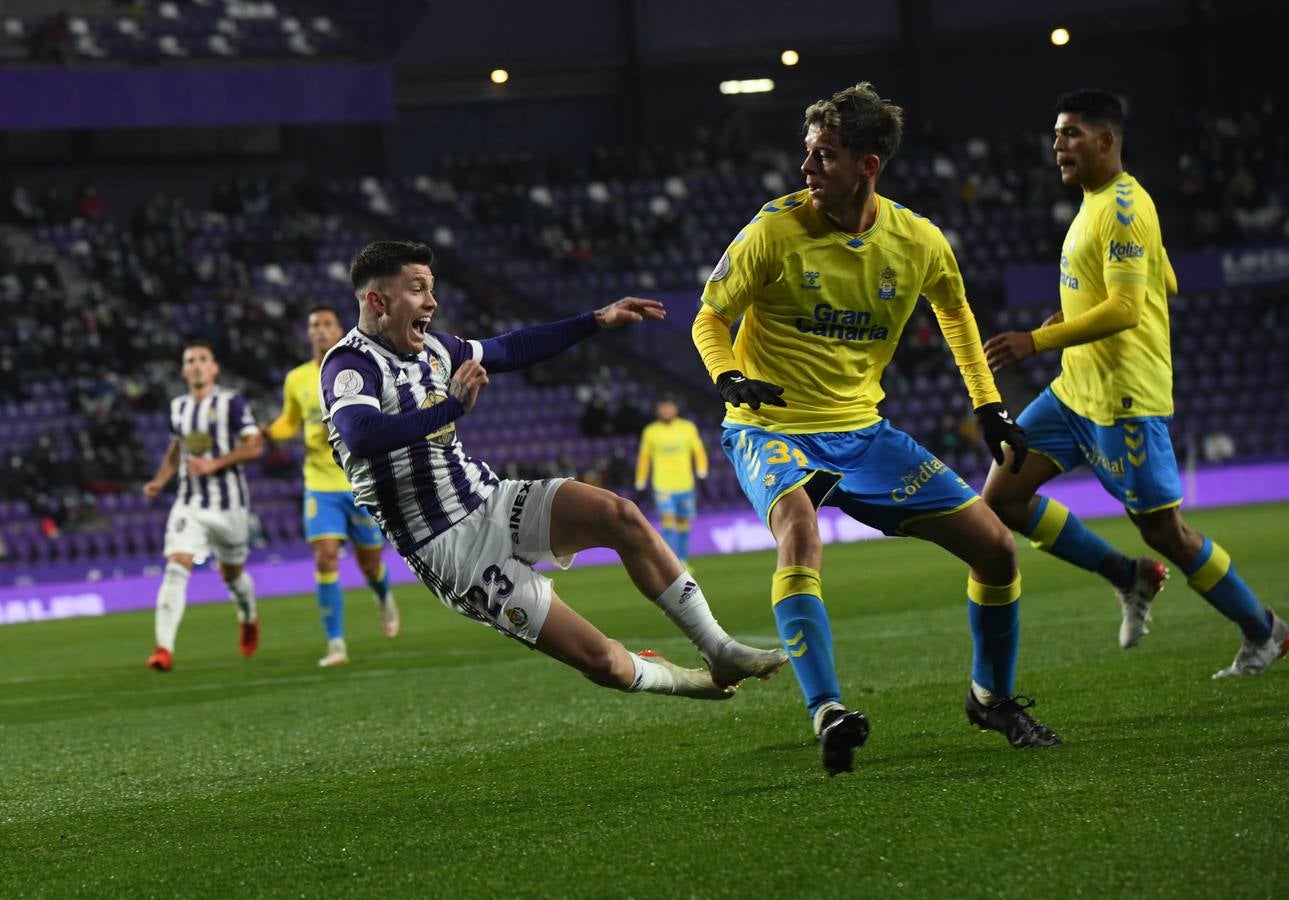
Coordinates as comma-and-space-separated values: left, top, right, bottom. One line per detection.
477, 298, 664, 374
143, 437, 181, 498
594, 297, 665, 328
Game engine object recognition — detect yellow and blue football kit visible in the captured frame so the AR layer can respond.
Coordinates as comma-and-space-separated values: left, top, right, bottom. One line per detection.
635, 417, 708, 561
694, 190, 1023, 718
1020, 172, 1181, 513
1017, 173, 1272, 646
267, 360, 384, 548
267, 359, 389, 641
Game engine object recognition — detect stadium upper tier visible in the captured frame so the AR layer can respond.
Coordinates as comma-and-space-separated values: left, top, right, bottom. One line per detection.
1, 1, 362, 63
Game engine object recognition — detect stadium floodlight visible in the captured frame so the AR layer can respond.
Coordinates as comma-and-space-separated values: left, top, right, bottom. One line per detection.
490, 68, 510, 84
780, 49, 799, 66
1050, 27, 1070, 46
720, 78, 775, 95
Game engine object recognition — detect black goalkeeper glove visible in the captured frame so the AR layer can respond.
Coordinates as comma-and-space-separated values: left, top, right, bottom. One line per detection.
716, 370, 787, 410
975, 402, 1028, 473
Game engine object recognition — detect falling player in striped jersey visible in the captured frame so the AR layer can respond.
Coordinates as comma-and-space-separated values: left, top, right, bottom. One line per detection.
263, 306, 399, 668
142, 341, 264, 671
983, 89, 1287, 677
320, 240, 786, 702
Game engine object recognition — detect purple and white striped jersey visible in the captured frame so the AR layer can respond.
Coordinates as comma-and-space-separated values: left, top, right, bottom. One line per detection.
320, 327, 499, 555
168, 387, 258, 510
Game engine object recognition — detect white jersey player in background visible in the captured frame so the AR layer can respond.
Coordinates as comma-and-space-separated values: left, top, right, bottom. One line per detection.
321, 240, 787, 700
142, 341, 264, 671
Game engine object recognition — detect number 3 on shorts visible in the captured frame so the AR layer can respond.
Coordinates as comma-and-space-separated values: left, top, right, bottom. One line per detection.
764, 440, 808, 467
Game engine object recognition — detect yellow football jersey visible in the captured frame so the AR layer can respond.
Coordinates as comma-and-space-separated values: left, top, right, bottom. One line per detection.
701, 190, 975, 433
635, 418, 708, 494
266, 359, 352, 492
1050, 173, 1173, 424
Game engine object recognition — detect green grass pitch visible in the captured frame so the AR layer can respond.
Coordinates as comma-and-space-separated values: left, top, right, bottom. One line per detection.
2, 503, 1286, 898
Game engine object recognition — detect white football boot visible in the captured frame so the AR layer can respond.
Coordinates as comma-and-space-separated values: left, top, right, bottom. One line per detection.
1212, 612, 1289, 679
1117, 557, 1169, 649
318, 637, 349, 667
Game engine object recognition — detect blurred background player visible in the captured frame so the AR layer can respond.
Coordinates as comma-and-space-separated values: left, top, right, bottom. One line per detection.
263, 306, 400, 668
322, 240, 786, 703
142, 342, 263, 671
983, 89, 1288, 679
693, 82, 1061, 775
634, 395, 708, 565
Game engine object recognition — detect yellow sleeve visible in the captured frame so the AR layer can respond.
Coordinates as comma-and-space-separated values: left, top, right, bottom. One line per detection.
692, 306, 738, 382
634, 428, 652, 490
1031, 281, 1145, 352
699, 215, 778, 321
1164, 249, 1178, 298
1033, 202, 1152, 352
932, 302, 1001, 408
264, 374, 303, 441
689, 422, 708, 478
919, 228, 968, 311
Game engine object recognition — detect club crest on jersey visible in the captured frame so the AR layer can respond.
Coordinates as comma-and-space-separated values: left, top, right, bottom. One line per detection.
505, 607, 529, 628
419, 392, 457, 445
802, 270, 822, 291
428, 357, 443, 375
878, 266, 897, 300
184, 431, 213, 455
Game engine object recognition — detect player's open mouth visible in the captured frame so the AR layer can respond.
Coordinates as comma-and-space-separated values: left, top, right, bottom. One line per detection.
1057, 156, 1075, 173
411, 315, 431, 338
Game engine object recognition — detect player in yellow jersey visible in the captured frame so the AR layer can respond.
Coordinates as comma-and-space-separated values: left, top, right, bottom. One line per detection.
984, 89, 1287, 678
263, 306, 400, 666
635, 396, 708, 565
692, 82, 1061, 775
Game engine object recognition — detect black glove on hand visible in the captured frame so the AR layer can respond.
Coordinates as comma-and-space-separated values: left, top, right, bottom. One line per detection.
716, 370, 787, 410
975, 402, 1028, 473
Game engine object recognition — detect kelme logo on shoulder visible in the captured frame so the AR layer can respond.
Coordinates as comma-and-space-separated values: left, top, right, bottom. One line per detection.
878, 266, 897, 300
1108, 240, 1145, 262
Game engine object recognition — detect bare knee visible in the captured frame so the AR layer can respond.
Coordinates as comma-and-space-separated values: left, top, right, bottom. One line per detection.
312, 541, 340, 572
1134, 511, 1198, 561
972, 522, 1018, 583
602, 496, 656, 551
981, 480, 1033, 532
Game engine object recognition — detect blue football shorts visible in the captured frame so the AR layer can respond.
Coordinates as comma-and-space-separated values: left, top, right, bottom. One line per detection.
1018, 387, 1183, 514
653, 489, 697, 520
721, 420, 979, 536
303, 489, 384, 548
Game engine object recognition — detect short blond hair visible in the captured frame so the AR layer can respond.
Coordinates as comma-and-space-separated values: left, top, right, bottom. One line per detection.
803, 82, 904, 171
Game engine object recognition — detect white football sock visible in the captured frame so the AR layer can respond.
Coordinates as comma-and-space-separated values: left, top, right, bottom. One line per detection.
812, 701, 846, 736
626, 652, 675, 694
154, 561, 190, 652
972, 680, 1001, 706
652, 571, 730, 659
227, 571, 257, 623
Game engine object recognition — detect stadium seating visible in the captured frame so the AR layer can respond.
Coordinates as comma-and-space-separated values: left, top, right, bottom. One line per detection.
0, 0, 362, 63
1, 129, 1286, 579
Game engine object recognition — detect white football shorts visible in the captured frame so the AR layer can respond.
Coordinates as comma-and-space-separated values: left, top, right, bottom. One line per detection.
404, 477, 574, 644
162, 502, 250, 566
